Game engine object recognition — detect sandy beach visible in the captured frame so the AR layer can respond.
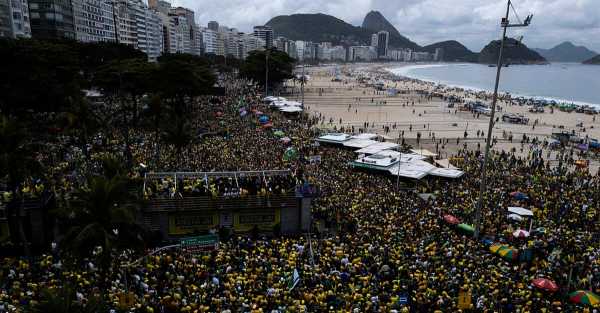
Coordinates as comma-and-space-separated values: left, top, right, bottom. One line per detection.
285, 63, 600, 173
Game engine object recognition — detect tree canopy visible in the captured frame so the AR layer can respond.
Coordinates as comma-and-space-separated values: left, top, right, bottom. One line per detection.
240, 48, 296, 91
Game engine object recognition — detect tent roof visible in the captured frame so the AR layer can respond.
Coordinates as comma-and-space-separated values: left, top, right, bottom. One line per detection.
508, 206, 533, 217
355, 142, 399, 154
388, 165, 429, 180
343, 138, 380, 148
279, 106, 303, 113
316, 133, 351, 144
410, 149, 438, 157
351, 133, 379, 140
434, 159, 458, 169
429, 168, 465, 178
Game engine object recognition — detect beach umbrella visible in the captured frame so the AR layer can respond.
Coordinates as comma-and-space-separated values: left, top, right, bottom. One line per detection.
273, 130, 285, 138
457, 223, 474, 234
510, 191, 529, 200
443, 214, 459, 225
239, 110, 247, 117
262, 123, 273, 129
513, 229, 530, 239
531, 278, 559, 292
569, 290, 599, 307
215, 111, 223, 117
259, 115, 269, 124
254, 111, 264, 115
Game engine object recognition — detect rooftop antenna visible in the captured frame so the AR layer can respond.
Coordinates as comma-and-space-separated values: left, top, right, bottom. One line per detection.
473, 0, 533, 239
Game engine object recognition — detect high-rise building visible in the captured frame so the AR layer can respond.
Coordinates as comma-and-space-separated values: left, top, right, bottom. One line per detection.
72, 0, 116, 42
252, 25, 272, 48
201, 27, 217, 54
350, 46, 376, 62
207, 20, 218, 31
144, 8, 163, 60
434, 47, 444, 62
375, 31, 389, 59
370, 33, 377, 47
1, 0, 31, 38
0, 0, 12, 37
28, 0, 76, 39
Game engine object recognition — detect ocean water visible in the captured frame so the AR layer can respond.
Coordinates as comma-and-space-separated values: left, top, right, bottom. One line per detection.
388, 63, 600, 109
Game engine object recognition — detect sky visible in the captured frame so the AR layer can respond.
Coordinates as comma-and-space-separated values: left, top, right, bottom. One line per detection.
172, 0, 600, 52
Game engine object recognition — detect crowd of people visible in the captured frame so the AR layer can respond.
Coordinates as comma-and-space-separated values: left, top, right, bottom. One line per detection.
1, 75, 599, 312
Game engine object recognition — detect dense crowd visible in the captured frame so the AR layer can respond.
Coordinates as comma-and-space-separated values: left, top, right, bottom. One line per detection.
1, 77, 599, 312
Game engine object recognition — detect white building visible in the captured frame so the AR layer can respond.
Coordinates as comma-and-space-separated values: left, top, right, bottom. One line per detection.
73, 0, 115, 42
143, 9, 163, 60
2, 0, 31, 38
201, 27, 217, 54
252, 25, 272, 48
350, 46, 376, 62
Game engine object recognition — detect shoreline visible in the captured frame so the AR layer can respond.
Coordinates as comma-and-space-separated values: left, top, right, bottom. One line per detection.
385, 62, 600, 110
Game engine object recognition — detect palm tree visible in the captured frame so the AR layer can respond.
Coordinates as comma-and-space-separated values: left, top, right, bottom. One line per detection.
162, 116, 193, 169
61, 155, 141, 268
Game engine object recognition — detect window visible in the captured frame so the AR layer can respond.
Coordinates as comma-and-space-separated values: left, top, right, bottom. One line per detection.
29, 2, 38, 9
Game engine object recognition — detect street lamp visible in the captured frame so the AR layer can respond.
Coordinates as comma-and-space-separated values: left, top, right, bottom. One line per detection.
473, 0, 533, 239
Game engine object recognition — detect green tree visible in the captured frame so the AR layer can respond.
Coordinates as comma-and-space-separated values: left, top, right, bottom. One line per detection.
61, 155, 140, 266
239, 48, 295, 92
154, 53, 216, 116
0, 38, 83, 116
162, 116, 193, 169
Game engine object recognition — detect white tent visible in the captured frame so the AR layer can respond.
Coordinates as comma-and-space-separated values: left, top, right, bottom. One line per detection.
316, 133, 351, 144
343, 139, 380, 149
410, 149, 437, 157
508, 206, 534, 232
355, 142, 399, 154
263, 96, 286, 103
351, 133, 379, 140
279, 106, 303, 113
388, 165, 429, 180
508, 207, 533, 216
429, 168, 465, 179
434, 159, 458, 169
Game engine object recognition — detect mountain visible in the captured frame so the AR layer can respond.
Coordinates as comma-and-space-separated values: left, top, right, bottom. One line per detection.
478, 38, 547, 64
534, 41, 597, 63
583, 55, 600, 65
421, 40, 477, 62
361, 11, 420, 50
266, 13, 375, 47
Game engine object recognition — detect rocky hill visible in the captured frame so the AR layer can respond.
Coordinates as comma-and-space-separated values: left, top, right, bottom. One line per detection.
266, 12, 420, 49
534, 41, 597, 63
421, 40, 477, 62
361, 11, 420, 50
478, 38, 547, 65
266, 13, 374, 47
583, 55, 600, 65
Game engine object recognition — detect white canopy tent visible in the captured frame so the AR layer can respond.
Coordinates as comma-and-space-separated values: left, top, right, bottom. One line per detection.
263, 96, 286, 103
429, 168, 465, 178
507, 206, 534, 232
351, 133, 379, 140
316, 133, 351, 144
279, 106, 303, 113
410, 149, 438, 157
355, 142, 400, 154
388, 165, 429, 180
343, 139, 380, 149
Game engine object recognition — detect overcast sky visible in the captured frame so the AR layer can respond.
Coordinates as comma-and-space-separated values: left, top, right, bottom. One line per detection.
171, 0, 600, 52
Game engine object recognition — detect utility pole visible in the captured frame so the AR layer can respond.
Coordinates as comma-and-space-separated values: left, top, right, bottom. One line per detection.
265, 48, 269, 97
301, 65, 305, 107
473, 0, 533, 239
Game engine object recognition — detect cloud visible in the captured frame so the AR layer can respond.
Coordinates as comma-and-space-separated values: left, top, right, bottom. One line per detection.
171, 0, 600, 52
